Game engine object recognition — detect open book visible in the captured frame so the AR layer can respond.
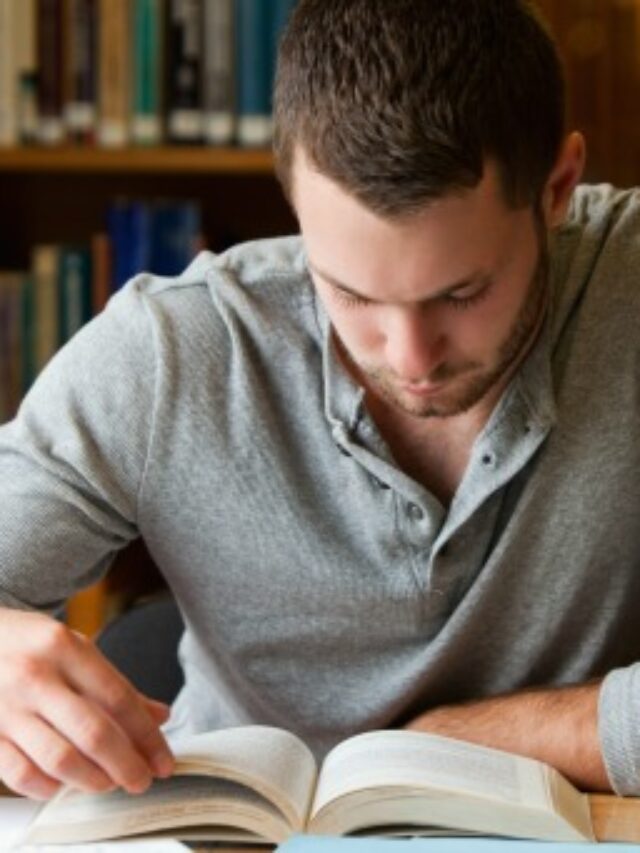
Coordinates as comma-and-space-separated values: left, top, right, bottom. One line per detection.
23, 725, 595, 845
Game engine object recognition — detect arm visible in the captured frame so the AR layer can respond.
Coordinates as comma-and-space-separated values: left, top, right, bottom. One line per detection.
405, 680, 610, 792
0, 278, 175, 798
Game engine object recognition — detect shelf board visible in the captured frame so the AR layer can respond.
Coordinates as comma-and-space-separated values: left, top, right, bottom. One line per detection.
0, 146, 275, 175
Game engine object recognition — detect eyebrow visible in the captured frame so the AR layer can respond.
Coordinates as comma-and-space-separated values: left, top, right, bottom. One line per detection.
307, 260, 489, 304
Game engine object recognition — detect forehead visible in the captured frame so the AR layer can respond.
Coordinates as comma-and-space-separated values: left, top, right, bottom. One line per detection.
291, 148, 533, 301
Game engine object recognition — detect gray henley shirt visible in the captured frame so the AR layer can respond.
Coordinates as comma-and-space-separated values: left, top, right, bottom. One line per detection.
1, 183, 640, 793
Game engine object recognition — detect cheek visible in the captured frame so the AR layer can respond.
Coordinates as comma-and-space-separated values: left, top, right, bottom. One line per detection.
333, 311, 383, 352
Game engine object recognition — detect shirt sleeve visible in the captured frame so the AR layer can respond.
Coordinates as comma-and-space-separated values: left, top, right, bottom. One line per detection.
598, 664, 640, 794
0, 277, 158, 613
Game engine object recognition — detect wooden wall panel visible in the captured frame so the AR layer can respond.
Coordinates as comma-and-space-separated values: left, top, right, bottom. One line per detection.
535, 0, 640, 186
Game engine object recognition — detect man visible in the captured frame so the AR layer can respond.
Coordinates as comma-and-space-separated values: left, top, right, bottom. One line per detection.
0, 0, 637, 801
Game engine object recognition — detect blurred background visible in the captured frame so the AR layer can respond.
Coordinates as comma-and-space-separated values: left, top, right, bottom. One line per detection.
0, 0, 636, 635
537, 0, 640, 186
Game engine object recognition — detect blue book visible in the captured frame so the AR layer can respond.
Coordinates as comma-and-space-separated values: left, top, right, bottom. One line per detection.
149, 201, 201, 277
235, 0, 272, 146
107, 200, 153, 290
270, 0, 297, 93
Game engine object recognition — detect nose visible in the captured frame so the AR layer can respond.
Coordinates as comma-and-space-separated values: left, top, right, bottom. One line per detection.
383, 306, 445, 382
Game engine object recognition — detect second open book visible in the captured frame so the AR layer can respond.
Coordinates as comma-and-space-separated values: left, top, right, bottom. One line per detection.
23, 725, 595, 845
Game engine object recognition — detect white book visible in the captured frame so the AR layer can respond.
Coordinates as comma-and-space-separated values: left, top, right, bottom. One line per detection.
23, 726, 595, 846
203, 0, 235, 145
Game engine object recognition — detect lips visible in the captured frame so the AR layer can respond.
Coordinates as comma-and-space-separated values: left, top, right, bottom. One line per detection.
400, 381, 445, 396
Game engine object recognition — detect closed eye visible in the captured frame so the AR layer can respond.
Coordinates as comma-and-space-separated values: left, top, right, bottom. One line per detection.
441, 280, 492, 310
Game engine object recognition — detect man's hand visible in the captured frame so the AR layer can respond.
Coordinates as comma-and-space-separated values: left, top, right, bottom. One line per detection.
406, 681, 610, 792
0, 608, 175, 800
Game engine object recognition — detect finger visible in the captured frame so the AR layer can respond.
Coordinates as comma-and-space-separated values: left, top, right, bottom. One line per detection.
0, 737, 61, 800
36, 679, 154, 794
143, 698, 172, 724
61, 636, 174, 777
7, 713, 115, 794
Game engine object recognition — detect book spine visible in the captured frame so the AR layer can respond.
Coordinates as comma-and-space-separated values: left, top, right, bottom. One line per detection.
64, 0, 97, 142
21, 274, 36, 395
15, 0, 38, 144
58, 247, 92, 344
0, 275, 12, 422
97, 0, 132, 147
166, 0, 204, 144
132, 0, 164, 145
31, 244, 61, 374
149, 201, 201, 276
235, 0, 272, 147
37, 0, 65, 145
107, 200, 151, 288
202, 0, 234, 145
0, 0, 18, 147
270, 0, 297, 83
91, 232, 112, 313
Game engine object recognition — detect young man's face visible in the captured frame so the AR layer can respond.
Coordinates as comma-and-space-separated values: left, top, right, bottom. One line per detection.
292, 149, 549, 419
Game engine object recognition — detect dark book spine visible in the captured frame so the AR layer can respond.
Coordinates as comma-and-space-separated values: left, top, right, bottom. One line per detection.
64, 0, 97, 143
37, 0, 65, 144
166, 0, 204, 144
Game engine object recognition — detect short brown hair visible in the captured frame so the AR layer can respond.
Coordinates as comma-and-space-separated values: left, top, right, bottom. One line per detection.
273, 0, 565, 216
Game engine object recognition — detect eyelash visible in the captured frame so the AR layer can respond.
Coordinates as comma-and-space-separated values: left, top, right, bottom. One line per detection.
333, 288, 369, 308
332, 283, 491, 311
442, 286, 491, 311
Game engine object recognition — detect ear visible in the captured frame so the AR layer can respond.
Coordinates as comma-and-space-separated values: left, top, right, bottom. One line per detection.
541, 132, 587, 228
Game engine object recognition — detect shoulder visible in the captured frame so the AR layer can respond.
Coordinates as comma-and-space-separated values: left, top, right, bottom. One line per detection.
113, 235, 318, 343
97, 236, 322, 401
550, 184, 640, 337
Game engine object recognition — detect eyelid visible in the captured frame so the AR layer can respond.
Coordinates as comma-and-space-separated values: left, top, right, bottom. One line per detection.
443, 279, 491, 301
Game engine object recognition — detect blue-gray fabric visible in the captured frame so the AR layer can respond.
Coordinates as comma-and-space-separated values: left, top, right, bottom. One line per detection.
0, 184, 639, 793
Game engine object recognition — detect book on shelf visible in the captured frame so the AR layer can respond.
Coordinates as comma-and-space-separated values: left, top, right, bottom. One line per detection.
0, 0, 36, 146
202, 0, 235, 145
37, 0, 66, 145
0, 197, 201, 424
23, 725, 596, 846
0, 0, 298, 149
0, 273, 25, 424
107, 198, 202, 289
63, 0, 97, 143
31, 243, 61, 374
0, 0, 17, 146
97, 0, 131, 147
235, 0, 272, 147
166, 0, 204, 144
132, 0, 165, 145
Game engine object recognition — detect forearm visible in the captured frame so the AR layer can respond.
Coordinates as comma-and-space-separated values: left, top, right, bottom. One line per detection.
406, 680, 609, 792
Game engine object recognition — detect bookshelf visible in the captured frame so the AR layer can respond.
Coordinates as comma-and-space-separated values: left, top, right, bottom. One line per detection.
0, 146, 274, 173
0, 148, 296, 271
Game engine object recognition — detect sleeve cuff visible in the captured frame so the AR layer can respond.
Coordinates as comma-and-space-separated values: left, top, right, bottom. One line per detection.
599, 664, 640, 795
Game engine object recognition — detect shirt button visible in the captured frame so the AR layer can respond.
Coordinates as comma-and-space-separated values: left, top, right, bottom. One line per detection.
407, 503, 424, 521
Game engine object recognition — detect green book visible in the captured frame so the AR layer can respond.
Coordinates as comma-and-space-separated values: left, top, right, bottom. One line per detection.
58, 247, 92, 345
132, 0, 164, 145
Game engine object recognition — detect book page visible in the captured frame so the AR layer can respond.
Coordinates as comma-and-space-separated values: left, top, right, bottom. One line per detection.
24, 775, 288, 845
172, 725, 317, 829
311, 730, 549, 817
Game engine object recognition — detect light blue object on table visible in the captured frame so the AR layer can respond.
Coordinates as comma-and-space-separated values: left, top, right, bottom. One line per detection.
276, 837, 640, 852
